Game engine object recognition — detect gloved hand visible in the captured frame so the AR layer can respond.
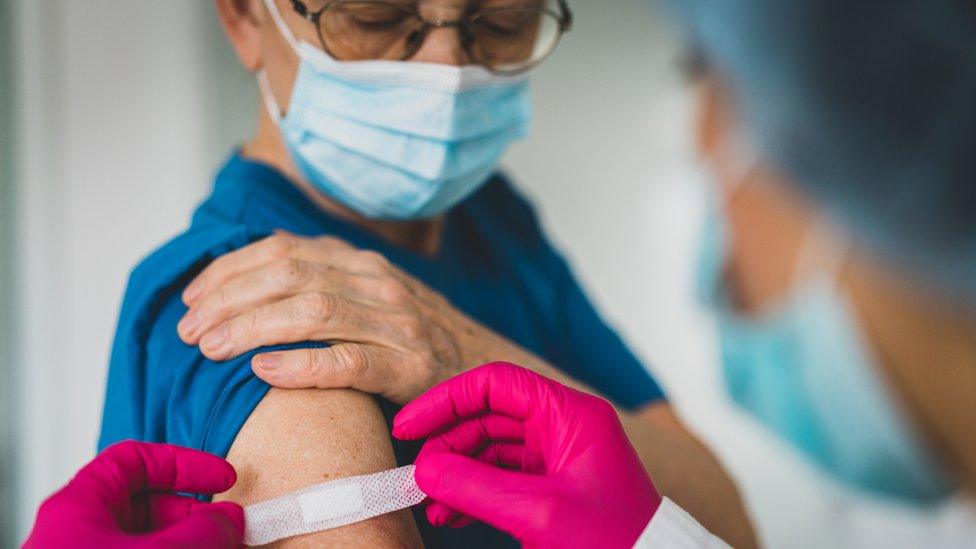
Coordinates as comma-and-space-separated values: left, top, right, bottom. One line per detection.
393, 362, 662, 549
24, 440, 245, 549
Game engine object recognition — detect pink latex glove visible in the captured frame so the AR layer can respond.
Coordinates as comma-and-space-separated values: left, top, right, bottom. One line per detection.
393, 362, 662, 549
24, 441, 244, 549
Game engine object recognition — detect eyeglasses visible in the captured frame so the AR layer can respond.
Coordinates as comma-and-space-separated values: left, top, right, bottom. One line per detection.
288, 0, 573, 75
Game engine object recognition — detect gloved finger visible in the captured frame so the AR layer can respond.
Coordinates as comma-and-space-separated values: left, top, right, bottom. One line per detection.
394, 362, 555, 439
419, 440, 527, 528
149, 501, 245, 549
423, 501, 477, 529
143, 493, 216, 530
414, 414, 525, 456
72, 441, 238, 499
414, 450, 549, 540
198, 291, 388, 361
476, 443, 526, 470
448, 515, 476, 528
426, 501, 463, 528
182, 232, 353, 306
252, 344, 409, 402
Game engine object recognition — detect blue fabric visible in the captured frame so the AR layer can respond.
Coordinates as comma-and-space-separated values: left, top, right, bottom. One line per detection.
98, 153, 665, 548
668, 0, 976, 304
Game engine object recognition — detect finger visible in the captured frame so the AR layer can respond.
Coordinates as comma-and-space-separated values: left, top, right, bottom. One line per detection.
198, 292, 385, 361
73, 441, 237, 498
424, 504, 477, 529
416, 415, 525, 456
252, 344, 402, 398
179, 259, 370, 344
393, 362, 551, 439
448, 515, 476, 528
414, 451, 547, 540
149, 501, 245, 549
476, 443, 526, 470
183, 232, 353, 306
426, 501, 462, 528
143, 493, 207, 529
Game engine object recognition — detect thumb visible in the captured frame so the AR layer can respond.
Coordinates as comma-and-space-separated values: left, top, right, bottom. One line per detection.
150, 501, 245, 549
415, 452, 550, 543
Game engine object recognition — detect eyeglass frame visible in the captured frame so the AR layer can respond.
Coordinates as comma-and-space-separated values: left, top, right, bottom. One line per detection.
287, 0, 574, 74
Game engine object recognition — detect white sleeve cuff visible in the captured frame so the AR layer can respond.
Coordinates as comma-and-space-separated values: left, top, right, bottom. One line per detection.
632, 498, 732, 549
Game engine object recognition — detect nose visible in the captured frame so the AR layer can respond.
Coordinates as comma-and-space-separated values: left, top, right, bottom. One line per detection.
410, 5, 472, 66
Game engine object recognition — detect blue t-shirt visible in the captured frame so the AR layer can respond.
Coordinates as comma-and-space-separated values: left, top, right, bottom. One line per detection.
99, 154, 665, 548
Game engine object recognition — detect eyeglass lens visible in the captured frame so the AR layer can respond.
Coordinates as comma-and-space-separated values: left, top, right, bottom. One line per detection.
316, 1, 563, 72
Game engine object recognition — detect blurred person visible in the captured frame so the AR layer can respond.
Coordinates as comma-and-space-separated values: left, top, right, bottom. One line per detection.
393, 0, 976, 546
98, 0, 755, 547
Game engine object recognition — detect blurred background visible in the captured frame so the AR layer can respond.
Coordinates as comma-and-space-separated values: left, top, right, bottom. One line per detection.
1, 1, 971, 546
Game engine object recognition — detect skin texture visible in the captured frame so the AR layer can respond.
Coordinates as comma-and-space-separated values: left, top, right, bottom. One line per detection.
697, 74, 976, 498
212, 388, 423, 547
209, 1, 758, 546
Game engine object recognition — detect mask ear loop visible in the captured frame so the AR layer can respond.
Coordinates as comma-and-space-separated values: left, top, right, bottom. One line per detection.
257, 70, 284, 124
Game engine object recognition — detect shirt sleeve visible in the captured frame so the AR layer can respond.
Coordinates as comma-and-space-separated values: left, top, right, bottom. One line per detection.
550, 255, 667, 409
633, 498, 731, 549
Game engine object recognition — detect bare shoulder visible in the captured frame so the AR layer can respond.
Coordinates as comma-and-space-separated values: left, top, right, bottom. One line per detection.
214, 387, 423, 548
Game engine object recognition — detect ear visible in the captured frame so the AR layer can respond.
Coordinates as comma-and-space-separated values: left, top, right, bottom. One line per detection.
214, 0, 267, 72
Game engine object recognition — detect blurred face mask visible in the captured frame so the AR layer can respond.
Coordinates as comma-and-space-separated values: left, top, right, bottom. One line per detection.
258, 0, 533, 220
694, 139, 955, 505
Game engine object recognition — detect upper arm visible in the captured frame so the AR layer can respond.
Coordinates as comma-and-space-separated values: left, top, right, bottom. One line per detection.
213, 387, 423, 548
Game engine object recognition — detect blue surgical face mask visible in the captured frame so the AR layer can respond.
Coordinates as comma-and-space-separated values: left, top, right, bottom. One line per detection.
695, 187, 956, 506
258, 0, 533, 220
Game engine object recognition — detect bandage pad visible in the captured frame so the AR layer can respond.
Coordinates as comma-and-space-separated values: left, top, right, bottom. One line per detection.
243, 465, 426, 546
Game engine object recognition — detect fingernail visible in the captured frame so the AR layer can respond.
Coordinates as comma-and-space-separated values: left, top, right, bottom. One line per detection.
178, 311, 201, 338
200, 326, 228, 356
183, 281, 203, 304
255, 353, 282, 370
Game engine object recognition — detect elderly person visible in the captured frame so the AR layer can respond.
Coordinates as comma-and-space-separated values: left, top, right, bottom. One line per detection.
99, 1, 754, 547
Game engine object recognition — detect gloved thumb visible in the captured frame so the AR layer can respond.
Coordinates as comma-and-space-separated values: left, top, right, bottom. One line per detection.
415, 451, 550, 542
150, 501, 245, 549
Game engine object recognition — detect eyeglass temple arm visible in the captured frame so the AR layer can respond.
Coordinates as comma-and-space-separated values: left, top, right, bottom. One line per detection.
559, 0, 573, 32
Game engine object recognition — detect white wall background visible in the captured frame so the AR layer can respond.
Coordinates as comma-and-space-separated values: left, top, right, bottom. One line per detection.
6, 0, 971, 546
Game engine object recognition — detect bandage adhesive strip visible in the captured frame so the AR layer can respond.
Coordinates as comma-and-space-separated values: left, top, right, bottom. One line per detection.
243, 464, 427, 546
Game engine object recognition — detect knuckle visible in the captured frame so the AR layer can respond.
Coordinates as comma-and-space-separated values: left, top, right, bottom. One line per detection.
375, 279, 409, 305
316, 235, 351, 249
397, 314, 425, 341
357, 250, 390, 271
238, 311, 260, 340
266, 233, 297, 259
333, 345, 368, 378
207, 287, 231, 315
302, 291, 337, 318
296, 349, 322, 378
273, 258, 307, 289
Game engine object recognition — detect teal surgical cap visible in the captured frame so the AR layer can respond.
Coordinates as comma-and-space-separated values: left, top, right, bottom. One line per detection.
669, 1, 976, 304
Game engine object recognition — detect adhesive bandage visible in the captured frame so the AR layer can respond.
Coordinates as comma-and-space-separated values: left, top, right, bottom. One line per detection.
243, 465, 426, 546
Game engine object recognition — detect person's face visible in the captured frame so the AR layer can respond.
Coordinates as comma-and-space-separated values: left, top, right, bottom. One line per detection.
693, 75, 820, 315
